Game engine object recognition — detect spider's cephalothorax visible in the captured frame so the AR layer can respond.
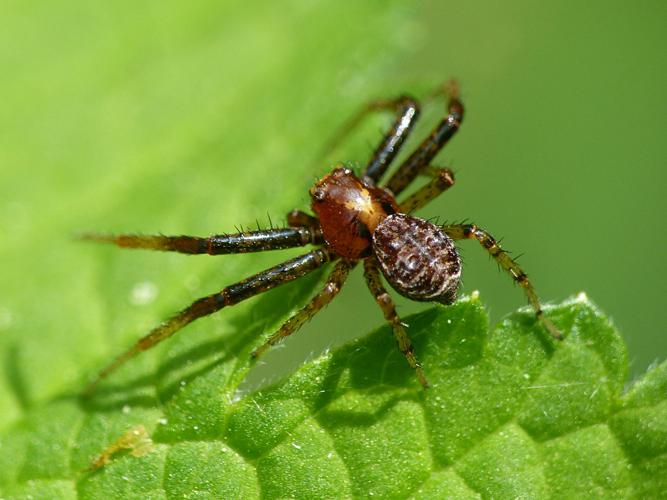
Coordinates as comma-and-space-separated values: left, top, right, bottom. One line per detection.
310, 166, 398, 259
82, 80, 561, 395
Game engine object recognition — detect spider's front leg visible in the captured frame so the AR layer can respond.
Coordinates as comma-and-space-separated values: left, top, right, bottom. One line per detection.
79, 227, 322, 255
444, 224, 563, 340
363, 258, 429, 388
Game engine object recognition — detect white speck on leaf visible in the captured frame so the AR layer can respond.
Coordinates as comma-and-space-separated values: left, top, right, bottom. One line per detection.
130, 281, 158, 306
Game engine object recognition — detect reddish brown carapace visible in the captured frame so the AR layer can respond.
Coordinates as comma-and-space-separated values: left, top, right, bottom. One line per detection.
310, 167, 398, 259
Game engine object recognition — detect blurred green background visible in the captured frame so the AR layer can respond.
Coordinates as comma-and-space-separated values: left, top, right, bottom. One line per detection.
1, 1, 664, 417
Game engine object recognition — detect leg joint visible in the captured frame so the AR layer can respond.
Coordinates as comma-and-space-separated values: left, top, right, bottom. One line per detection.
377, 292, 393, 307
323, 282, 340, 297
399, 343, 414, 356
435, 168, 455, 188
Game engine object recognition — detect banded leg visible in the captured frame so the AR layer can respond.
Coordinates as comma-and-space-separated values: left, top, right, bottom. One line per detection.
363, 258, 429, 388
443, 224, 562, 340
386, 80, 464, 196
319, 95, 420, 184
83, 249, 332, 395
79, 227, 322, 255
251, 259, 356, 358
398, 166, 455, 213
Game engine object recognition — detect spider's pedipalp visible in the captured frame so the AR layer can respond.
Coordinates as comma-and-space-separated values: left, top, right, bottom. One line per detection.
287, 210, 320, 230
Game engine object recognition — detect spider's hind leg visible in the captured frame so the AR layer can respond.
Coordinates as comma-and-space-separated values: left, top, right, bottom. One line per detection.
363, 258, 429, 388
444, 224, 562, 340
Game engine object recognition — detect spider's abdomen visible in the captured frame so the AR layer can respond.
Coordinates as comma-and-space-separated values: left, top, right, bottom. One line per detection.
373, 213, 461, 304
311, 167, 398, 259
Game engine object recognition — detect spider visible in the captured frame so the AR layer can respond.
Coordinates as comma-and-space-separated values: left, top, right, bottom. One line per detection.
82, 80, 561, 395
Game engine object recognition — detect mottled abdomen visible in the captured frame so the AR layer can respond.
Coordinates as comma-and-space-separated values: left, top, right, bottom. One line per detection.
372, 214, 461, 304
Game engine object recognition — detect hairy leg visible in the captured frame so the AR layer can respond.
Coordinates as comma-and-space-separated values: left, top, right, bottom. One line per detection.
363, 258, 429, 388
79, 227, 322, 255
251, 259, 356, 358
83, 248, 332, 395
398, 166, 455, 213
444, 224, 562, 340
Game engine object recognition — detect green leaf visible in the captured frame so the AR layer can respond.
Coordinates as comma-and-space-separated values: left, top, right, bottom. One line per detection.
0, 294, 665, 498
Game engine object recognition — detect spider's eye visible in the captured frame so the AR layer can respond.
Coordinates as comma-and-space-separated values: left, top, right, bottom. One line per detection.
310, 187, 326, 202
372, 214, 461, 304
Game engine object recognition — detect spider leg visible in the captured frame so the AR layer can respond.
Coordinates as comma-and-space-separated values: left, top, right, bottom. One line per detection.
82, 248, 332, 395
443, 224, 563, 340
287, 210, 319, 229
362, 96, 421, 184
79, 227, 322, 255
363, 258, 429, 388
251, 259, 356, 358
398, 166, 455, 213
318, 95, 420, 184
385, 79, 464, 196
